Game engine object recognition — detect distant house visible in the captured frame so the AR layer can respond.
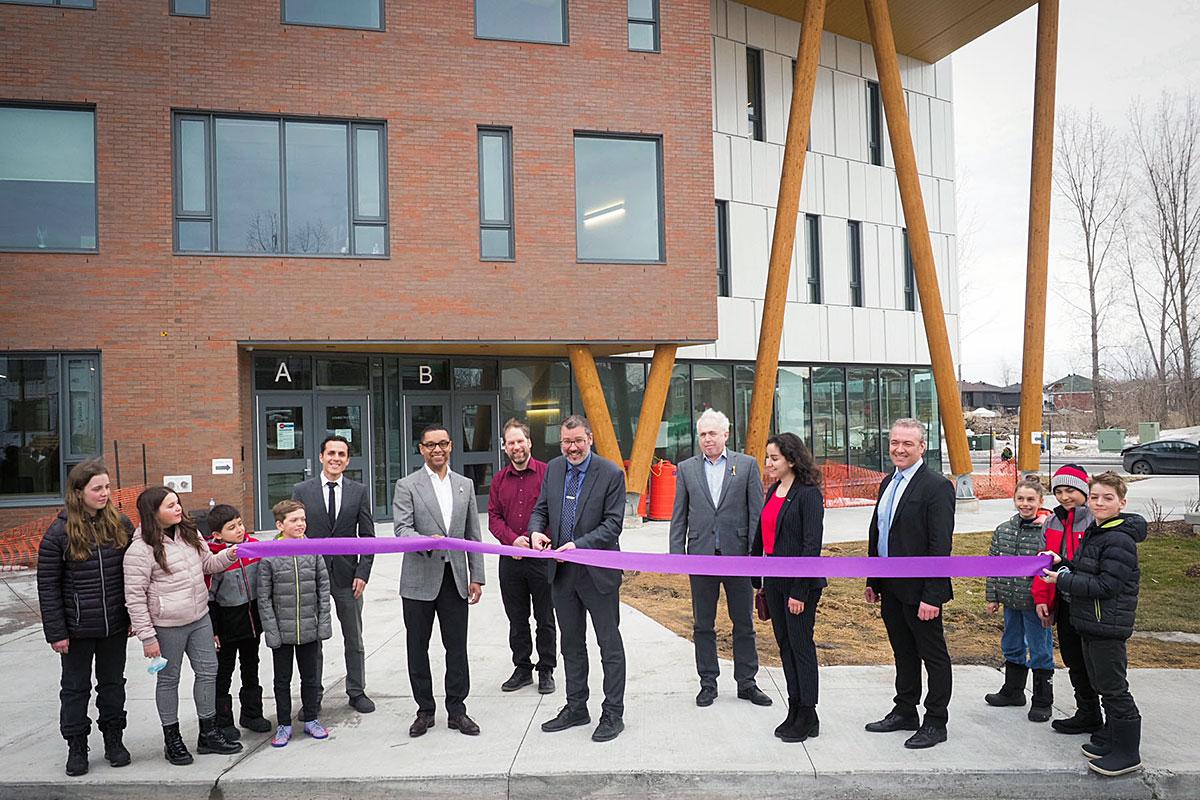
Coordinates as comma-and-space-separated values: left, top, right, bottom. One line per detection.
1045, 373, 1095, 411
959, 381, 1023, 415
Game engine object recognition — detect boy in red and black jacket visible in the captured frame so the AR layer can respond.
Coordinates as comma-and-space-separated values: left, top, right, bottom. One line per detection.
1032, 464, 1099, 735
207, 504, 271, 740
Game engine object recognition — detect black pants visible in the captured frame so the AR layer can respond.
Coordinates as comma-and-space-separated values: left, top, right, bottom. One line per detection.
499, 555, 557, 672
880, 592, 953, 726
692, 574, 759, 691
1056, 598, 1097, 703
59, 631, 127, 738
402, 564, 470, 715
1082, 636, 1139, 721
764, 582, 820, 705
272, 641, 323, 726
553, 563, 625, 718
216, 635, 264, 718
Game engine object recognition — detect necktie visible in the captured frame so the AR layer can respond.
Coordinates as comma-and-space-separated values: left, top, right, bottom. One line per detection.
560, 467, 583, 545
877, 473, 904, 558
326, 481, 337, 525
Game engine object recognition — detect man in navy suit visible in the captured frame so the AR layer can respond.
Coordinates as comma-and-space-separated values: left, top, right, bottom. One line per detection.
529, 415, 627, 742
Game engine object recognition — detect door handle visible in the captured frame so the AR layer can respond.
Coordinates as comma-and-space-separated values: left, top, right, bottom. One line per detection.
305, 457, 313, 477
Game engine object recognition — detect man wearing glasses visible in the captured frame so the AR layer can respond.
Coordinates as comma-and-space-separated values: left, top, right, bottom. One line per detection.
393, 424, 485, 738
529, 415, 627, 742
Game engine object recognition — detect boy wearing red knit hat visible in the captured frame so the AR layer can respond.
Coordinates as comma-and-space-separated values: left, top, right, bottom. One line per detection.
1033, 464, 1099, 735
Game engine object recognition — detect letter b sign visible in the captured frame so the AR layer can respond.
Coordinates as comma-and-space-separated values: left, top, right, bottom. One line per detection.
419, 365, 433, 385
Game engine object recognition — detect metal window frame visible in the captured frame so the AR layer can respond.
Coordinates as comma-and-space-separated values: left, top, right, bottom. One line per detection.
0, 102, 99, 253
746, 46, 765, 142
474, 0, 569, 45
280, 0, 385, 31
627, 0, 659, 52
573, 131, 666, 264
848, 219, 863, 307
806, 213, 822, 304
477, 126, 515, 262
172, 110, 389, 257
866, 80, 882, 166
0, 0, 94, 7
169, 0, 209, 17
715, 199, 730, 296
902, 228, 916, 311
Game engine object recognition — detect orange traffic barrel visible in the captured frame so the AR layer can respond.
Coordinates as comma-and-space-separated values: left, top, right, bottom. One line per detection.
647, 459, 677, 521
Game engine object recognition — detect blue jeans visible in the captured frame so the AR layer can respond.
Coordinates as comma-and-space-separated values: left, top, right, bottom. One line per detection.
1001, 607, 1055, 670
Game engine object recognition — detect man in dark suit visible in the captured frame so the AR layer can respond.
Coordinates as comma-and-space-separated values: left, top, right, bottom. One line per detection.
529, 415, 626, 742
292, 434, 376, 714
864, 418, 955, 749
668, 409, 771, 708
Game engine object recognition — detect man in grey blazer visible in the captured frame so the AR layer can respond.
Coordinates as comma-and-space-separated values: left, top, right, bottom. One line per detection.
529, 415, 627, 742
393, 424, 485, 737
669, 409, 772, 708
292, 434, 376, 714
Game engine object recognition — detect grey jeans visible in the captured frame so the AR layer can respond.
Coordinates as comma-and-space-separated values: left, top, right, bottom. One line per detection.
154, 616, 218, 725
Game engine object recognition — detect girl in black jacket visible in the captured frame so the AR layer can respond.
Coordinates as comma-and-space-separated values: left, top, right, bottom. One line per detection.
36, 460, 134, 777
751, 432, 825, 744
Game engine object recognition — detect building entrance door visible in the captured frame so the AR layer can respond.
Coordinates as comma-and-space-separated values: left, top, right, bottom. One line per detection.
451, 392, 501, 512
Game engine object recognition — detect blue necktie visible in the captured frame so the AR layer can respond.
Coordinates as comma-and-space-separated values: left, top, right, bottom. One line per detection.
877, 473, 904, 558
560, 467, 583, 545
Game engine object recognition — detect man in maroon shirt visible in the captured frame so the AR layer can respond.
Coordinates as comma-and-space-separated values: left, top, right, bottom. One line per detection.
488, 418, 556, 694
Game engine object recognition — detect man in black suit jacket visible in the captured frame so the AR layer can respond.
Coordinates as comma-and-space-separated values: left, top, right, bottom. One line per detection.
864, 418, 954, 749
529, 415, 626, 742
292, 434, 376, 714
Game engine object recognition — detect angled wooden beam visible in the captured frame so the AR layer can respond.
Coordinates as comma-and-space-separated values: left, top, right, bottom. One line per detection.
1018, 0, 1060, 475
567, 345, 623, 466
744, 0, 827, 463
863, 0, 973, 486
625, 344, 678, 496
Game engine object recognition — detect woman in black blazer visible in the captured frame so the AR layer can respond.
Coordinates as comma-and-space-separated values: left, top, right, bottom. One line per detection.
751, 432, 826, 743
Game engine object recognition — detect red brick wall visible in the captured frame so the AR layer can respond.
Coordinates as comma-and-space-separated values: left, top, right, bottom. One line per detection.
0, 0, 715, 527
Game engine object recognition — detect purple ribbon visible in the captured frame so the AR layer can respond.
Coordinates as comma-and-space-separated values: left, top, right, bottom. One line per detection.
239, 536, 1051, 579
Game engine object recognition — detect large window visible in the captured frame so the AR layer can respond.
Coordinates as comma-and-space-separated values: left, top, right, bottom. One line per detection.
848, 220, 864, 307
628, 0, 659, 52
0, 105, 96, 252
805, 214, 822, 303
173, 114, 387, 255
476, 0, 567, 44
282, 0, 383, 30
746, 47, 764, 141
574, 134, 663, 262
866, 80, 882, 166
658, 364, 693, 465
902, 228, 915, 311
716, 200, 730, 296
500, 360, 572, 464
0, 0, 92, 6
811, 366, 846, 463
912, 368, 941, 471
478, 127, 514, 260
571, 362, 646, 459
848, 368, 881, 471
1, 354, 100, 503
775, 366, 811, 446
880, 368, 910, 431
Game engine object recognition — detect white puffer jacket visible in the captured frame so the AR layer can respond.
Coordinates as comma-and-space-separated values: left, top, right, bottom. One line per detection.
124, 527, 236, 645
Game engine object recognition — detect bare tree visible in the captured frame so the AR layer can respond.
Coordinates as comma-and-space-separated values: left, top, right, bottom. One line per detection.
1054, 107, 1129, 429
1130, 93, 1200, 424
1116, 218, 1172, 420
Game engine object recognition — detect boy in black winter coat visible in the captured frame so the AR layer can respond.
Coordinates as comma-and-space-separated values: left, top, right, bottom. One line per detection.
207, 504, 271, 739
1041, 472, 1146, 777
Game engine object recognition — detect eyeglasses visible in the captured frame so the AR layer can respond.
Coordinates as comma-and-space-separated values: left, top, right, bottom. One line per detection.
561, 437, 590, 447
420, 440, 452, 450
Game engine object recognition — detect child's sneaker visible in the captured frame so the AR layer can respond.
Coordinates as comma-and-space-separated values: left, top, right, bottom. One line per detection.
270, 725, 292, 747
303, 720, 329, 740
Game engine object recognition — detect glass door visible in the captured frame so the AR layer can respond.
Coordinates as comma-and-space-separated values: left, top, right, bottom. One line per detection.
256, 394, 313, 530
452, 392, 501, 511
403, 394, 450, 477
316, 394, 371, 488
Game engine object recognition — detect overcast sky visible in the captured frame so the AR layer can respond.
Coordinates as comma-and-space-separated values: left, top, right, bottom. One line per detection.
952, 0, 1200, 384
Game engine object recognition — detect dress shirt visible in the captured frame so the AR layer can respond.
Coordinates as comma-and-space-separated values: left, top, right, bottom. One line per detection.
562, 452, 592, 503
760, 491, 786, 556
702, 450, 728, 504
488, 458, 548, 546
321, 472, 343, 521
424, 464, 454, 534
877, 458, 923, 557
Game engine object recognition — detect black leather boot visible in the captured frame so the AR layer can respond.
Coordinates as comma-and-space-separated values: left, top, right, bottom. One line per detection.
1052, 693, 1103, 734
1027, 669, 1054, 722
774, 700, 798, 738
163, 722, 194, 766
100, 723, 131, 767
215, 695, 241, 742
984, 662, 1028, 707
780, 706, 820, 743
239, 685, 272, 733
197, 715, 243, 755
65, 734, 89, 776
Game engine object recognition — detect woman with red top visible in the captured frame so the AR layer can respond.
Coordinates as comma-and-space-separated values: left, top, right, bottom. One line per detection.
751, 432, 826, 743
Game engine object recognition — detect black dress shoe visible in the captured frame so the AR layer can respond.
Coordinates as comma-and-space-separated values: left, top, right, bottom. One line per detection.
737, 686, 774, 707
591, 713, 624, 742
409, 712, 435, 738
904, 723, 948, 749
541, 706, 591, 733
865, 712, 921, 733
501, 668, 533, 692
448, 713, 480, 736
349, 694, 376, 714
696, 686, 718, 707
537, 670, 555, 694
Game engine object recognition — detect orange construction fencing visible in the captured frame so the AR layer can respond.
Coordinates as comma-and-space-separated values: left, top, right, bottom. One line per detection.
0, 485, 144, 571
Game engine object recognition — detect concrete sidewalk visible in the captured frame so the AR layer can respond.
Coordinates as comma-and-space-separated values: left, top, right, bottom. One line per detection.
1, 546, 1196, 800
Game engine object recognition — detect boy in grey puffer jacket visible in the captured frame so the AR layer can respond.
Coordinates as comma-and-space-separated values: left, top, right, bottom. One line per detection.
258, 500, 331, 747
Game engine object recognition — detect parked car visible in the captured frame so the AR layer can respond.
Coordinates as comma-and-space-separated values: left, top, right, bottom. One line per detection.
1121, 440, 1200, 475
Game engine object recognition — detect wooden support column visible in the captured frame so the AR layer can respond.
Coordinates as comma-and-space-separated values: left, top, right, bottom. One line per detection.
744, 0, 827, 463
1017, 0, 1060, 475
863, 0, 973, 488
567, 345, 623, 467
625, 344, 678, 496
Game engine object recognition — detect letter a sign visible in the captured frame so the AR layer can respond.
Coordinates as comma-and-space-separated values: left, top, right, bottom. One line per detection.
275, 361, 292, 383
